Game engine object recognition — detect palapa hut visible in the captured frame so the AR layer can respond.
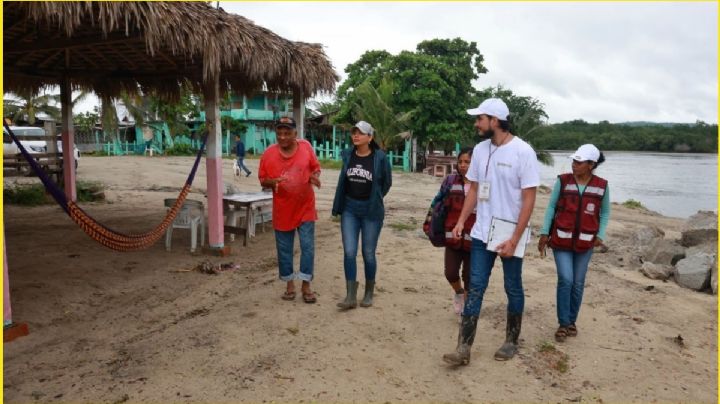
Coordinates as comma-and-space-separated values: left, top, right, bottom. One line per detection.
3, 1, 337, 330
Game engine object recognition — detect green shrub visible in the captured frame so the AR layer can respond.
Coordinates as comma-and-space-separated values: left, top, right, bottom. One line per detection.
622, 199, 646, 210
4, 184, 49, 206
4, 181, 106, 206
164, 143, 198, 156
77, 181, 106, 202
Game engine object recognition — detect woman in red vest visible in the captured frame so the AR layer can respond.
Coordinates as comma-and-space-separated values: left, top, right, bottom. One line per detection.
429, 147, 476, 316
538, 144, 610, 342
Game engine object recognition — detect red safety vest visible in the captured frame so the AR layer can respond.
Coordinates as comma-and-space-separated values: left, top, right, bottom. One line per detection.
549, 173, 607, 252
443, 174, 476, 251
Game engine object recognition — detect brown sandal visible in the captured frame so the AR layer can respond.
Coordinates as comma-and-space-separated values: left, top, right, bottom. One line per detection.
567, 324, 578, 337
555, 326, 568, 342
281, 290, 296, 301
302, 291, 317, 304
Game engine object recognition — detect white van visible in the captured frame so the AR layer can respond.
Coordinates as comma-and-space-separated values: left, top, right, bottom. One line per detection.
3, 126, 80, 168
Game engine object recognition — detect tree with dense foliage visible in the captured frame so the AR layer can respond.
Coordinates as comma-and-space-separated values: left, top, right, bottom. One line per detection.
334, 38, 487, 151
530, 120, 717, 153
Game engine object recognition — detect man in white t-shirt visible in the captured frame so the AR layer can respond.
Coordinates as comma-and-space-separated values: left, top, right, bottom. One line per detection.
443, 98, 540, 366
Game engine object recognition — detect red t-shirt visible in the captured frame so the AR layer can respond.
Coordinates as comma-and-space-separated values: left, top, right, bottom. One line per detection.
258, 139, 321, 231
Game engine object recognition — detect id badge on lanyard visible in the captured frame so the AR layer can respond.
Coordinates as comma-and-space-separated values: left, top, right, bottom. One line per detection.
480, 142, 499, 201
478, 181, 490, 200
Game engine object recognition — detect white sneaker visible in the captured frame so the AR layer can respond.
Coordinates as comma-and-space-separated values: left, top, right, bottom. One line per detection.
453, 292, 465, 315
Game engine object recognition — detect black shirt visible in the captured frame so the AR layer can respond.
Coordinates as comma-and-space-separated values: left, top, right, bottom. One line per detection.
345, 150, 374, 200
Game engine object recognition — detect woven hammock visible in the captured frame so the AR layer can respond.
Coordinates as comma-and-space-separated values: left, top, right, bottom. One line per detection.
4, 122, 207, 251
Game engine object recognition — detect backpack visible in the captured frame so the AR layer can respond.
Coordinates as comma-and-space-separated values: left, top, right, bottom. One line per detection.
422, 175, 455, 247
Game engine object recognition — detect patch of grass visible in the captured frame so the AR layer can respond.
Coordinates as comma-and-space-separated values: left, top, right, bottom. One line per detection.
77, 181, 106, 202
4, 181, 106, 206
538, 340, 557, 353
318, 159, 343, 169
3, 184, 48, 206
388, 221, 416, 231
622, 199, 646, 210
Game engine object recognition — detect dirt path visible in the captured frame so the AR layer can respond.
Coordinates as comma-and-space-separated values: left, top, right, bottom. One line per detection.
3, 155, 717, 403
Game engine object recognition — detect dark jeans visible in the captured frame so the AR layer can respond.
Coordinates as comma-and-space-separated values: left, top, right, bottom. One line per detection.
236, 157, 251, 175
341, 197, 383, 281
274, 221, 315, 282
462, 238, 524, 316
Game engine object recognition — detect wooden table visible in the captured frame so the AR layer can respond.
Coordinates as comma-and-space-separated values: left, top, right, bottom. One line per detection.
223, 192, 273, 246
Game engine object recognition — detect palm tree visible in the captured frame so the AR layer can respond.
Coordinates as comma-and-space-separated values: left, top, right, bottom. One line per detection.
4, 91, 60, 124
4, 90, 91, 125
351, 77, 413, 149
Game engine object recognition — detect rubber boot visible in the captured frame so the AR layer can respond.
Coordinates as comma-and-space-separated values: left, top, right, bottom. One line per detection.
337, 281, 359, 309
494, 312, 522, 361
359, 280, 375, 307
442, 315, 478, 365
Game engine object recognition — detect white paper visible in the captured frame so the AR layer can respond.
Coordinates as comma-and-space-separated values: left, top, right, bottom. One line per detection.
486, 217, 531, 258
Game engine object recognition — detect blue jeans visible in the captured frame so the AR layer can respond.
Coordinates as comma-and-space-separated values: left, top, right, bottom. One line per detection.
274, 221, 315, 282
341, 197, 383, 281
553, 248, 593, 326
462, 238, 524, 316
236, 157, 251, 175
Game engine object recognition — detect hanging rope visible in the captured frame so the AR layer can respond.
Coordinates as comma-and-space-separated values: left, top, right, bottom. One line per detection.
4, 122, 207, 251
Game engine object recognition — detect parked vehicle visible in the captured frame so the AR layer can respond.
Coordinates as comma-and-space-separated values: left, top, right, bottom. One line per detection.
3, 126, 80, 168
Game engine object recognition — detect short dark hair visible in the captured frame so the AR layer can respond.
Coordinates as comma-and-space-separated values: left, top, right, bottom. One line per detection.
498, 116, 512, 132
593, 152, 606, 170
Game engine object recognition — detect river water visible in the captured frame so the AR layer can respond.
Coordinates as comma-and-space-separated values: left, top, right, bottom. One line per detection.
538, 151, 717, 218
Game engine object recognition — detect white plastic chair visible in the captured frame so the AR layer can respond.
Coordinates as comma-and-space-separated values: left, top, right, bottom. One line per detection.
164, 198, 205, 252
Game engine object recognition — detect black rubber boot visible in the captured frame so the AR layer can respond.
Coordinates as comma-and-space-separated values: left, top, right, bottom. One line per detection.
337, 281, 359, 310
494, 312, 522, 361
359, 280, 375, 307
442, 315, 479, 365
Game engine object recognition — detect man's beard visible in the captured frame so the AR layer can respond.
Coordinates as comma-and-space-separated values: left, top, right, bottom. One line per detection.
478, 128, 494, 139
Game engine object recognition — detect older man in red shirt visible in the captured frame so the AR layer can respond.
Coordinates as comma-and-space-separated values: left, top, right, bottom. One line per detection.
259, 117, 321, 303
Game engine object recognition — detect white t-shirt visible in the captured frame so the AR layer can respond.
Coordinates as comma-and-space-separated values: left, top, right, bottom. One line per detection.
466, 136, 540, 242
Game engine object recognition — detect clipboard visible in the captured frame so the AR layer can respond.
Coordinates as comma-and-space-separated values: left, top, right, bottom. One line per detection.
487, 217, 531, 258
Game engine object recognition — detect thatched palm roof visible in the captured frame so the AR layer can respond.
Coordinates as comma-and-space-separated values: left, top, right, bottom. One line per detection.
3, 1, 337, 100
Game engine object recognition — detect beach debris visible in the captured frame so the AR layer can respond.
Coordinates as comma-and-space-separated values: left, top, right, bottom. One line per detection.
672, 334, 685, 347
170, 260, 239, 275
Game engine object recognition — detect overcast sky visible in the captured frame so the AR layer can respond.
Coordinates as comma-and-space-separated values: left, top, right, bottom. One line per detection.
217, 1, 718, 124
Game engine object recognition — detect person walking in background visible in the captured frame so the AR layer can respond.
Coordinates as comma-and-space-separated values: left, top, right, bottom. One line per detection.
428, 147, 475, 316
443, 98, 540, 366
538, 144, 610, 342
234, 134, 252, 177
332, 121, 392, 309
258, 117, 321, 303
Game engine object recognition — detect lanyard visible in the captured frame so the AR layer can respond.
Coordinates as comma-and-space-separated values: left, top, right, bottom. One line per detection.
484, 133, 511, 179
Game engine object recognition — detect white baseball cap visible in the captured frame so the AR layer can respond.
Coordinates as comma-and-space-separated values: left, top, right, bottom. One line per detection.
352, 121, 374, 136
466, 98, 510, 120
570, 144, 600, 162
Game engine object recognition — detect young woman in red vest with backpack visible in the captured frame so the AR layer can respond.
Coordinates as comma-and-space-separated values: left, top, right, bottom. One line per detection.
429, 147, 476, 316
538, 144, 611, 342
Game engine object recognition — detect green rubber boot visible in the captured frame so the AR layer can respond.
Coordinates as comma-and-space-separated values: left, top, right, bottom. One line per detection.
494, 312, 522, 361
359, 280, 375, 307
442, 315, 479, 366
337, 281, 359, 310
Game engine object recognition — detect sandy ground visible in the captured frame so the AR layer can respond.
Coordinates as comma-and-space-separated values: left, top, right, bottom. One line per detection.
3, 155, 717, 403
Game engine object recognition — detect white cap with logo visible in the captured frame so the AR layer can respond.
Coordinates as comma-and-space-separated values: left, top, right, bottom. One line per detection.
569, 144, 600, 162
466, 98, 510, 120
352, 121, 375, 136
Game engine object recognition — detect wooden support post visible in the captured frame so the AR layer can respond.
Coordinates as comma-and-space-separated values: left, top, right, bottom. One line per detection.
292, 89, 305, 139
60, 77, 76, 201
203, 75, 226, 251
